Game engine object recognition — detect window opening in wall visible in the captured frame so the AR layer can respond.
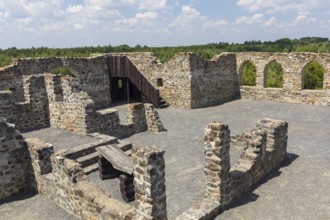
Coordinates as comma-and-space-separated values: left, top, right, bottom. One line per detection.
118, 79, 123, 89
265, 61, 284, 88
303, 61, 324, 90
157, 78, 163, 87
241, 61, 256, 86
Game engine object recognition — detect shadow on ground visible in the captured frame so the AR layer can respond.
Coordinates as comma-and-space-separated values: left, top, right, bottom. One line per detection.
224, 152, 299, 210
0, 190, 37, 205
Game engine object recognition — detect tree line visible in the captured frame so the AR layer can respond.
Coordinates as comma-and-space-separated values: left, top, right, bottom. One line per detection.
1, 37, 330, 67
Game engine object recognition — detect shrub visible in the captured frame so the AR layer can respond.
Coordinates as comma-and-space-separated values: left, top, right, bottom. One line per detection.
51, 67, 74, 77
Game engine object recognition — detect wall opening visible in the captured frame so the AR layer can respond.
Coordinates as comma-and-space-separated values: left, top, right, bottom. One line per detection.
241, 61, 256, 86
302, 61, 324, 90
157, 78, 163, 87
265, 61, 284, 88
111, 77, 142, 103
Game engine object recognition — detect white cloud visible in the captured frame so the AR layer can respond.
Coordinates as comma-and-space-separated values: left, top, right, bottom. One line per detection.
236, 13, 263, 24
203, 20, 228, 28
116, 11, 158, 26
139, 0, 167, 10
169, 5, 207, 31
236, 0, 330, 15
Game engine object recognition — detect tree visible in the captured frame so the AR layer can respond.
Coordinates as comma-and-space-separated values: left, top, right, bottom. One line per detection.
303, 61, 324, 90
266, 61, 284, 88
242, 61, 256, 86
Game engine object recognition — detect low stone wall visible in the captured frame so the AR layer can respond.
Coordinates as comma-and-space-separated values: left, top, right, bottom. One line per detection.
144, 103, 166, 132
26, 137, 54, 193
241, 86, 330, 106
127, 103, 166, 133
177, 118, 288, 219
0, 118, 32, 200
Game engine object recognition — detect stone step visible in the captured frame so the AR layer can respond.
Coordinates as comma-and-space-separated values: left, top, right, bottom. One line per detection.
76, 151, 99, 168
83, 163, 99, 175
117, 140, 133, 152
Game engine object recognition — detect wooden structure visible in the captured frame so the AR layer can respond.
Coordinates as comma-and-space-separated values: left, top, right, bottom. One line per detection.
108, 56, 160, 108
96, 145, 135, 202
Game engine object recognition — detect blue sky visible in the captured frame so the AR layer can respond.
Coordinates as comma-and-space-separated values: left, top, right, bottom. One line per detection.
0, 0, 329, 49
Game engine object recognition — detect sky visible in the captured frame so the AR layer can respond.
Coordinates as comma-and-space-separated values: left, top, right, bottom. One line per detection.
0, 0, 330, 49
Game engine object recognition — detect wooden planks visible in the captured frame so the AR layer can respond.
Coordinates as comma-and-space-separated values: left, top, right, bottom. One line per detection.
96, 144, 133, 175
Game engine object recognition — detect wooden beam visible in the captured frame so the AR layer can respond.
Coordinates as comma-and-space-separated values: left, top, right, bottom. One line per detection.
96, 144, 134, 175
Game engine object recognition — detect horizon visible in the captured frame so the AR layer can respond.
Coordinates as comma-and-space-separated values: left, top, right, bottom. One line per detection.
0, 1, 330, 49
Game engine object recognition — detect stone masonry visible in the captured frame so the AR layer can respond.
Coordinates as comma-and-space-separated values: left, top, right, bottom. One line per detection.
236, 52, 330, 106
178, 118, 288, 219
132, 147, 167, 220
127, 103, 166, 133
0, 118, 32, 200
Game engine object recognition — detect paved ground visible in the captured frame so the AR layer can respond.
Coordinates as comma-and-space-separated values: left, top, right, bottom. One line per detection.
0, 192, 78, 220
123, 99, 330, 219
1, 99, 329, 219
23, 127, 96, 151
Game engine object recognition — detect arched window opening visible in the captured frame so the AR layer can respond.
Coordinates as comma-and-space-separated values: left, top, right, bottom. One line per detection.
241, 61, 256, 86
265, 61, 284, 88
303, 61, 324, 90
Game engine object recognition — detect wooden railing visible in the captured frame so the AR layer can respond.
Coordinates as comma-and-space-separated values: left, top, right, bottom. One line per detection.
108, 56, 160, 108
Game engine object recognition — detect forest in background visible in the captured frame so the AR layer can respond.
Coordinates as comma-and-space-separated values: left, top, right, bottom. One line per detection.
0, 37, 326, 90
1, 37, 330, 67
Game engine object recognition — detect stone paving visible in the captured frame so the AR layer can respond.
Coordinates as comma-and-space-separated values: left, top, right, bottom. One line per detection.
123, 99, 330, 219
1, 99, 329, 220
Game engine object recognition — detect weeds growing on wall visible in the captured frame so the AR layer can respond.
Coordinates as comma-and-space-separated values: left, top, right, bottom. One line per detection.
51, 67, 74, 77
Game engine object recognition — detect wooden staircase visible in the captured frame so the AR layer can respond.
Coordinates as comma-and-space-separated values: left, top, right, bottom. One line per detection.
109, 56, 169, 108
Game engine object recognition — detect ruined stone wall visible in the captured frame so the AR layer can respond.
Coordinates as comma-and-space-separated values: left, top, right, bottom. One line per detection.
127, 103, 166, 133
178, 118, 288, 219
190, 53, 241, 108
132, 147, 167, 219
0, 91, 16, 123
0, 119, 32, 200
15, 75, 50, 131
0, 56, 111, 107
45, 74, 92, 135
125, 52, 193, 108
236, 52, 330, 106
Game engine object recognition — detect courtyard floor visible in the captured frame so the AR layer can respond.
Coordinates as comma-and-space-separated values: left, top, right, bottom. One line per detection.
1, 99, 329, 219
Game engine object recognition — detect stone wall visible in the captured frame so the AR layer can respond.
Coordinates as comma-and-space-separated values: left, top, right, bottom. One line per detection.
236, 52, 330, 106
127, 103, 166, 133
190, 53, 241, 108
178, 118, 288, 219
0, 56, 111, 107
0, 118, 32, 200
15, 75, 50, 131
144, 103, 166, 132
124, 52, 193, 108
132, 147, 167, 219
26, 137, 54, 193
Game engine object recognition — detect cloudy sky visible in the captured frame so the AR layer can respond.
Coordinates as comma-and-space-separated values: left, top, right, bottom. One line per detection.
0, 0, 329, 49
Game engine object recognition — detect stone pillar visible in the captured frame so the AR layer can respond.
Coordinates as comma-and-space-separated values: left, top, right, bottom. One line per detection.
0, 118, 32, 200
132, 147, 167, 220
26, 137, 54, 193
204, 122, 231, 204
127, 103, 147, 133
144, 103, 166, 133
